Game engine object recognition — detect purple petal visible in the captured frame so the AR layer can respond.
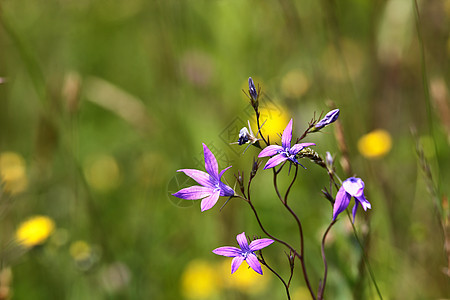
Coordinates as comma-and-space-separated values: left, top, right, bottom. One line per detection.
245, 253, 263, 275
352, 201, 359, 223
248, 77, 258, 100
249, 238, 274, 251
218, 182, 235, 196
212, 246, 242, 257
231, 256, 245, 274
332, 186, 351, 220
356, 195, 371, 211
203, 143, 219, 180
178, 169, 215, 188
282, 119, 293, 149
258, 145, 283, 158
200, 189, 220, 212
172, 186, 212, 200
236, 232, 250, 251
218, 165, 232, 180
290, 142, 316, 155
342, 177, 364, 197
263, 154, 288, 169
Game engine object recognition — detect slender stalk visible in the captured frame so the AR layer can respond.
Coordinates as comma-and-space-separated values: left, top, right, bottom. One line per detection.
317, 220, 336, 299
273, 166, 316, 300
284, 164, 299, 204
346, 211, 383, 299
256, 110, 270, 146
259, 251, 291, 300
245, 198, 300, 259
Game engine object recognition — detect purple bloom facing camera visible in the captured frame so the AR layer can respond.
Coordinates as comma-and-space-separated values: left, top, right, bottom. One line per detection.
332, 177, 371, 222
172, 143, 235, 212
258, 119, 315, 169
314, 109, 340, 130
213, 232, 274, 275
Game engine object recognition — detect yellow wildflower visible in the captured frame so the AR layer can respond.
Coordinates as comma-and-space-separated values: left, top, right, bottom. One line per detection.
357, 129, 392, 159
181, 260, 220, 299
16, 216, 55, 248
0, 152, 28, 195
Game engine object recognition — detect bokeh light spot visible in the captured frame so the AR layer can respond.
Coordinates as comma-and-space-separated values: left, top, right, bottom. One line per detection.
281, 69, 310, 99
83, 154, 121, 192
218, 260, 269, 294
0, 152, 28, 195
181, 260, 220, 299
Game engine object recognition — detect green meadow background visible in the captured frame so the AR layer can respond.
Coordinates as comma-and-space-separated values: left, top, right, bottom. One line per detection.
1, 0, 449, 299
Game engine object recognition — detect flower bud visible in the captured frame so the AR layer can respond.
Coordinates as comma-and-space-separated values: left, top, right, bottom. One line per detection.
314, 109, 340, 130
248, 77, 258, 101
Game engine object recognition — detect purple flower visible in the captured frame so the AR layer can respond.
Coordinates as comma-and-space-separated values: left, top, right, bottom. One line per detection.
212, 232, 274, 275
332, 177, 371, 222
258, 119, 315, 169
248, 77, 258, 100
172, 143, 235, 212
314, 109, 340, 130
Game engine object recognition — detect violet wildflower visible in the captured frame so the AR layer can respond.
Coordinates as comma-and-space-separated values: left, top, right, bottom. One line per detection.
248, 77, 258, 101
212, 232, 274, 275
258, 119, 315, 169
332, 177, 371, 222
172, 143, 235, 212
314, 109, 340, 130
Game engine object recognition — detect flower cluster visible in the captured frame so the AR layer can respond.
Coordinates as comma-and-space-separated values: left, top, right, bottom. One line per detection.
172, 77, 372, 298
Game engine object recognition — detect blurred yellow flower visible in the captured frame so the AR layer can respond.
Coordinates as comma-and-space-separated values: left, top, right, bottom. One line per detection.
0, 152, 28, 195
322, 38, 364, 80
181, 260, 220, 299
292, 286, 311, 299
83, 154, 121, 192
16, 216, 55, 248
218, 259, 269, 294
253, 104, 290, 143
281, 69, 310, 99
70, 240, 92, 262
357, 129, 392, 159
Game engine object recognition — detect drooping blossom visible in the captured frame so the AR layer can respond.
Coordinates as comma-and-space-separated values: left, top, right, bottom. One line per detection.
172, 144, 235, 212
332, 177, 371, 222
314, 109, 340, 130
230, 120, 260, 146
258, 119, 315, 169
212, 232, 274, 275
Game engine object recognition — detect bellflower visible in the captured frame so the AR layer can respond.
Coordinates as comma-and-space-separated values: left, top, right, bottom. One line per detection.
258, 119, 315, 169
332, 177, 371, 222
314, 109, 340, 130
212, 232, 274, 275
172, 143, 235, 212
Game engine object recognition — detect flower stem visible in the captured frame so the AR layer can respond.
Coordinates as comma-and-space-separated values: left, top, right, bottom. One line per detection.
317, 220, 336, 299
273, 166, 316, 300
259, 251, 291, 300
